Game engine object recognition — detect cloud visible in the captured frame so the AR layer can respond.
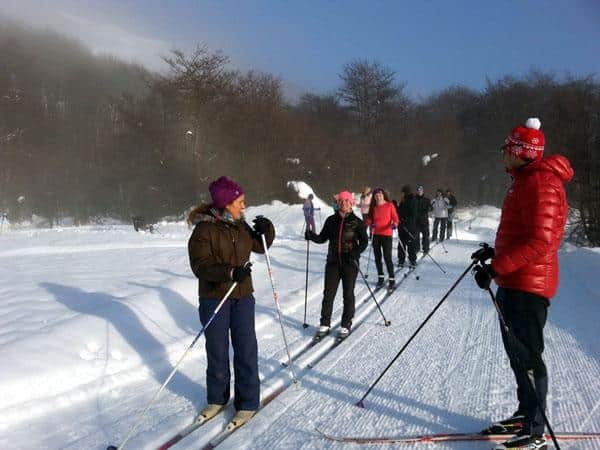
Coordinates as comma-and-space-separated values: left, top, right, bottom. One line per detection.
57, 12, 171, 71
1, 2, 171, 72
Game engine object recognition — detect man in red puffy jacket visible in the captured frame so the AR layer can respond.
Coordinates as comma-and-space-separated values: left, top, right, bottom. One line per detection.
472, 118, 573, 450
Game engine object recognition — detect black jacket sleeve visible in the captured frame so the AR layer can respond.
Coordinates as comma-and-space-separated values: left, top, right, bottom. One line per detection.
356, 219, 368, 254
309, 216, 332, 244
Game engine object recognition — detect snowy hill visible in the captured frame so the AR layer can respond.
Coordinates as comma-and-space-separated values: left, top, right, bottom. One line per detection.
0, 203, 598, 450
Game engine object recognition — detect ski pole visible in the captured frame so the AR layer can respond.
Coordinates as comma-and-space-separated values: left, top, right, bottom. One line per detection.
403, 226, 446, 274
440, 239, 448, 254
356, 262, 391, 326
356, 260, 476, 408
108, 271, 245, 450
398, 235, 407, 263
454, 218, 459, 241
303, 239, 310, 328
485, 286, 561, 450
260, 233, 298, 383
365, 243, 372, 279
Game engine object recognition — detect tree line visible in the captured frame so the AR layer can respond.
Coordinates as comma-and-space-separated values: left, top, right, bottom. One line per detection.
1, 18, 598, 244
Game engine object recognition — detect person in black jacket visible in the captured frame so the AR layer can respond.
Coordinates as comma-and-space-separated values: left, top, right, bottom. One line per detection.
445, 189, 458, 239
414, 184, 432, 253
305, 190, 368, 339
396, 185, 418, 267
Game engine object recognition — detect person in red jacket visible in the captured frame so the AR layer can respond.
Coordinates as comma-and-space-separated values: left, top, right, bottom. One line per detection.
472, 118, 573, 450
366, 187, 399, 290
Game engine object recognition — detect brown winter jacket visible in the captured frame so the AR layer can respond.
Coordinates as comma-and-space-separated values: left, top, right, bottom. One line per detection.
188, 206, 275, 300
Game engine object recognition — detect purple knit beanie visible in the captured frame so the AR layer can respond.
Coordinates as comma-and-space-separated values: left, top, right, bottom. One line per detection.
209, 176, 245, 209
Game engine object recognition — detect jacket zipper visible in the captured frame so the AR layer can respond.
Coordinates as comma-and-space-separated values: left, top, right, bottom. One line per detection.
230, 226, 240, 297
337, 215, 345, 264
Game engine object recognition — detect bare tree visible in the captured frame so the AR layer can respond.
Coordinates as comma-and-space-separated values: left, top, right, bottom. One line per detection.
338, 59, 405, 138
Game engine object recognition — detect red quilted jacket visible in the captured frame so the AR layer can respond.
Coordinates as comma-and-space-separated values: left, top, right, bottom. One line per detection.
491, 155, 573, 299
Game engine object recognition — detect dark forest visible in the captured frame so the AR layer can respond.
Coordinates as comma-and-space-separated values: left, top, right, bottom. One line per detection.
1, 19, 598, 243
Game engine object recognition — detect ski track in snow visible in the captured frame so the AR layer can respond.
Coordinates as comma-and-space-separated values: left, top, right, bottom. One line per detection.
0, 206, 598, 450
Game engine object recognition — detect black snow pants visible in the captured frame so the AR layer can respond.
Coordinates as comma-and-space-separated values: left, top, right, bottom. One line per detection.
432, 217, 447, 241
415, 221, 430, 253
372, 234, 394, 280
496, 287, 549, 436
398, 227, 417, 265
320, 260, 359, 329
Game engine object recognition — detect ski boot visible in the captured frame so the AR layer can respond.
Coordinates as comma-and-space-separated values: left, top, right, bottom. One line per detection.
494, 432, 547, 449
482, 412, 525, 435
387, 278, 396, 293
334, 327, 350, 345
314, 325, 330, 342
196, 403, 225, 423
229, 410, 255, 428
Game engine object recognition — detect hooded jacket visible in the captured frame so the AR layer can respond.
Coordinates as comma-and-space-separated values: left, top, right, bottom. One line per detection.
188, 206, 275, 299
491, 155, 574, 299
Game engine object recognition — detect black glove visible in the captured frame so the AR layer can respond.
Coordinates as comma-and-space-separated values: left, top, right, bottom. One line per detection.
471, 244, 495, 263
473, 264, 495, 289
232, 263, 252, 283
253, 216, 271, 235
304, 230, 312, 241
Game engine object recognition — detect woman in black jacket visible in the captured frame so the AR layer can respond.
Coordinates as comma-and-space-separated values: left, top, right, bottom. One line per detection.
304, 191, 368, 340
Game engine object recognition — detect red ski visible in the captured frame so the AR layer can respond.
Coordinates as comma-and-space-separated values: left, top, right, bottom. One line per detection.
316, 428, 600, 444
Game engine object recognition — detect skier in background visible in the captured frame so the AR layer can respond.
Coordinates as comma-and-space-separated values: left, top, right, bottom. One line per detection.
366, 187, 399, 290
445, 189, 458, 239
414, 185, 431, 254
302, 193, 319, 233
359, 186, 372, 222
396, 185, 418, 268
431, 189, 450, 242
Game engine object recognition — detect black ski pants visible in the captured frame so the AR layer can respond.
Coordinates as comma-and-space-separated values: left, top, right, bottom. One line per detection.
446, 212, 454, 239
496, 287, 549, 436
372, 234, 394, 279
398, 227, 417, 265
432, 217, 447, 241
415, 221, 430, 253
320, 260, 358, 329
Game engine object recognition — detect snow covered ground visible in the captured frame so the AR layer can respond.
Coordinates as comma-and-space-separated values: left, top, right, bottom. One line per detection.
1, 201, 598, 450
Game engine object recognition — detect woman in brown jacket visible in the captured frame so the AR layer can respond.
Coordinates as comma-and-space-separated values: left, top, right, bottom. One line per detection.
187, 176, 275, 427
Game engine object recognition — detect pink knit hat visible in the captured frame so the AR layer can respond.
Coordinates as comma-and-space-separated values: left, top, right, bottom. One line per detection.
336, 190, 354, 204
209, 176, 244, 209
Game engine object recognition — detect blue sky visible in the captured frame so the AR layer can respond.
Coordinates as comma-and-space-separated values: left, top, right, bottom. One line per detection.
2, 0, 599, 99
